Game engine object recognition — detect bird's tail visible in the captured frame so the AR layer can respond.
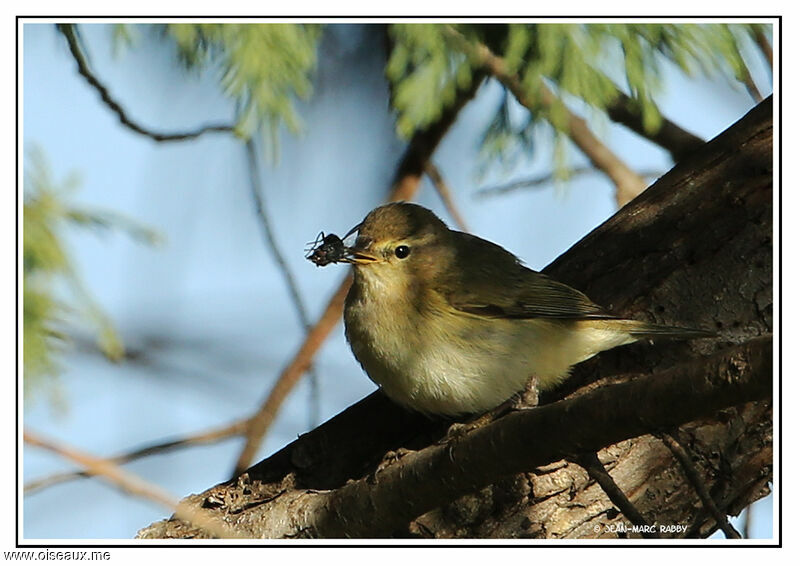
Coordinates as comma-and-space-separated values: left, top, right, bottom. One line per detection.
623, 320, 716, 340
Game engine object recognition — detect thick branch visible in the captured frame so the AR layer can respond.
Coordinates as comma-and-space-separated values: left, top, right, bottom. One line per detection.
301, 337, 770, 538
141, 337, 769, 538
57, 24, 235, 142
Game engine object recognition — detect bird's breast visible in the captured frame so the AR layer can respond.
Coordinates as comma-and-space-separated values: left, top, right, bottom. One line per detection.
344, 275, 533, 415
343, 269, 639, 416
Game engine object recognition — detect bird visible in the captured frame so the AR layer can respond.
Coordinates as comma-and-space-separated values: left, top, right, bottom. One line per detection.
335, 202, 710, 417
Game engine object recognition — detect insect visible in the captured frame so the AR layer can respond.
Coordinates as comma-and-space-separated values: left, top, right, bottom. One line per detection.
305, 232, 347, 267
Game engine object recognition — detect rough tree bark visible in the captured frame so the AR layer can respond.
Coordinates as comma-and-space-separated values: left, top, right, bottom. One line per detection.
138, 97, 773, 540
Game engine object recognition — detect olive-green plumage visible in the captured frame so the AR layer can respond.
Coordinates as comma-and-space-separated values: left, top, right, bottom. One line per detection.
341, 202, 710, 416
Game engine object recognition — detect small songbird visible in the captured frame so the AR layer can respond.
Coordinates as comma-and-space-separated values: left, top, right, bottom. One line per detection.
338, 202, 710, 417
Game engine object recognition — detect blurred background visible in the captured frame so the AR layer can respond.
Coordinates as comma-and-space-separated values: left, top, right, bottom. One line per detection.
21, 21, 774, 539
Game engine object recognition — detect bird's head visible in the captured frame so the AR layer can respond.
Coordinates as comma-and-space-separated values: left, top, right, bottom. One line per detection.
343, 202, 455, 293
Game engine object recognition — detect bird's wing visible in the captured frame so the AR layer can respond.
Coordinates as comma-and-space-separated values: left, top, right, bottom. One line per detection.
443, 233, 616, 320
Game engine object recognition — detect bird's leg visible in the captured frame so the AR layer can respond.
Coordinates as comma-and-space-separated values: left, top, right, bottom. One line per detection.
375, 447, 414, 474
511, 374, 540, 410
443, 375, 540, 441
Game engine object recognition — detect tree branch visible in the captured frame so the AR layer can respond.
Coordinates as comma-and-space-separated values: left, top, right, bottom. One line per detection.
25, 429, 241, 538
233, 276, 352, 476
425, 162, 469, 232
743, 504, 753, 539
141, 337, 770, 539
738, 64, 764, 104
307, 337, 770, 538
57, 24, 235, 142
24, 419, 248, 494
443, 26, 647, 208
754, 29, 773, 68
245, 138, 321, 427
605, 95, 706, 163
475, 167, 664, 199
659, 432, 742, 539
573, 452, 660, 539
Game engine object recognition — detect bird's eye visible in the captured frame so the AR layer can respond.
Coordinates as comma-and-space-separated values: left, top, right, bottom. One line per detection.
394, 245, 410, 259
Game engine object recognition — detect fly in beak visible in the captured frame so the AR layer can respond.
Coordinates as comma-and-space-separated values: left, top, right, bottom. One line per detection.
342, 224, 380, 265
341, 222, 379, 264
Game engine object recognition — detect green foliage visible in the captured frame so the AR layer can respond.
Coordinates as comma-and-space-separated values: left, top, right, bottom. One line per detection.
162, 23, 322, 138
386, 24, 473, 138
387, 23, 772, 174
477, 89, 538, 176
110, 23, 139, 58
24, 152, 77, 387
23, 150, 158, 395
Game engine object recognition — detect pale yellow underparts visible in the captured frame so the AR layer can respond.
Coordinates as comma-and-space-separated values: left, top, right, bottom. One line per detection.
345, 251, 637, 416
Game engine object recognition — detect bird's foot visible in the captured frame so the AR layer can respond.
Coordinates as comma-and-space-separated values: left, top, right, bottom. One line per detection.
376, 447, 413, 472
513, 374, 540, 409
440, 377, 540, 444
442, 417, 490, 443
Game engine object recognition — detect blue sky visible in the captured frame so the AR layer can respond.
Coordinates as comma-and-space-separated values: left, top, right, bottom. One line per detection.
20, 22, 774, 540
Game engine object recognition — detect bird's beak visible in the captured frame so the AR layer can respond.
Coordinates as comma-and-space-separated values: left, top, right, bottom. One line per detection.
343, 249, 379, 264
340, 222, 379, 264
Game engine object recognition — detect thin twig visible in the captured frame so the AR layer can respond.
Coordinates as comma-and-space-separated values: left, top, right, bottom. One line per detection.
476, 167, 664, 199
61, 20, 322, 431
442, 26, 647, 208
24, 419, 248, 494
57, 24, 235, 143
24, 429, 241, 538
754, 29, 773, 68
424, 162, 469, 232
743, 504, 752, 539
605, 94, 706, 163
245, 138, 320, 427
739, 64, 763, 103
233, 275, 352, 476
659, 432, 742, 539
26, 160, 325, 490
574, 452, 660, 539
683, 445, 771, 539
